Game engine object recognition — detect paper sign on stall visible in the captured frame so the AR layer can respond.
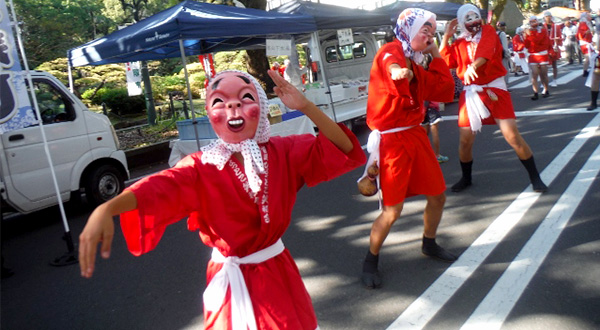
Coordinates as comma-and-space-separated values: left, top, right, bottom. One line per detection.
266, 39, 293, 56
337, 28, 353, 46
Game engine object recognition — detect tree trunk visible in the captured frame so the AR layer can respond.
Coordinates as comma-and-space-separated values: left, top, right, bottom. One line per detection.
245, 50, 274, 93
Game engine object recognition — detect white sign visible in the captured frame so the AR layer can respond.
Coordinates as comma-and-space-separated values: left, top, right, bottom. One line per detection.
266, 39, 293, 56
125, 61, 142, 96
337, 28, 354, 46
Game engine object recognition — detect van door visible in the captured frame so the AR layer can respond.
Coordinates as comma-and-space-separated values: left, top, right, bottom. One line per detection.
1, 77, 90, 208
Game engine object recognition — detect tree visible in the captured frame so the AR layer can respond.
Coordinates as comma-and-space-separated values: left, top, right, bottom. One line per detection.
11, 0, 113, 68
203, 0, 274, 92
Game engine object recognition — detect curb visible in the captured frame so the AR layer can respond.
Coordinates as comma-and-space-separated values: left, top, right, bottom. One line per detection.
124, 140, 172, 169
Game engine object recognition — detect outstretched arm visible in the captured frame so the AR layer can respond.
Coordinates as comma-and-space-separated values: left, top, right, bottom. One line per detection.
79, 190, 137, 278
268, 70, 354, 153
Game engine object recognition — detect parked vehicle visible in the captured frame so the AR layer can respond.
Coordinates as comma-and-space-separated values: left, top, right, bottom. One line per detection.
1, 71, 129, 214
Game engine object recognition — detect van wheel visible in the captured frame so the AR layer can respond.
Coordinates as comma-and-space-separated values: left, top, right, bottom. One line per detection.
84, 165, 124, 207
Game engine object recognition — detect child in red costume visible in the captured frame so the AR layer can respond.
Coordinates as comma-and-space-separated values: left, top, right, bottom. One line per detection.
524, 16, 551, 99
359, 8, 457, 289
440, 4, 547, 194
79, 70, 366, 330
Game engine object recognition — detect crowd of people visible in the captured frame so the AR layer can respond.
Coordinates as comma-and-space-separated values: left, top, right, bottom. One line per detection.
502, 10, 600, 109
76, 4, 592, 330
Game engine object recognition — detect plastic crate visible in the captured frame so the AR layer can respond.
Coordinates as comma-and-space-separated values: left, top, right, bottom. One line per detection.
176, 117, 217, 140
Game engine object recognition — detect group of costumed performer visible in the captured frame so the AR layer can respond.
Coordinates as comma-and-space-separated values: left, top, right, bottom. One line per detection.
359, 8, 458, 289
79, 69, 366, 329
511, 27, 529, 75
439, 4, 548, 194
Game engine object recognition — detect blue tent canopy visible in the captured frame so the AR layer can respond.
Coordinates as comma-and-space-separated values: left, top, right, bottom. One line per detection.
68, 0, 316, 67
373, 1, 467, 22
271, 0, 390, 30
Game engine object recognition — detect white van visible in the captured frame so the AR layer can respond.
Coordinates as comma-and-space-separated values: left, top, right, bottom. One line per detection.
1, 71, 129, 214
301, 32, 378, 129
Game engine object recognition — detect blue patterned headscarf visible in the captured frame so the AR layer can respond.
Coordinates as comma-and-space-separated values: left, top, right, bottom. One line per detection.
393, 8, 436, 64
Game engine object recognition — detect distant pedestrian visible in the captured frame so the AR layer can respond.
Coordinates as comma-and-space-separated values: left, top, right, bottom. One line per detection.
440, 4, 548, 194
512, 27, 529, 75
496, 21, 511, 85
422, 101, 449, 163
562, 19, 580, 65
577, 12, 593, 77
524, 16, 551, 100
543, 11, 562, 87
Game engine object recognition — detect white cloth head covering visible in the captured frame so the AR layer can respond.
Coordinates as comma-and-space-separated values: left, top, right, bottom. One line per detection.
457, 4, 483, 41
201, 70, 270, 193
393, 8, 436, 64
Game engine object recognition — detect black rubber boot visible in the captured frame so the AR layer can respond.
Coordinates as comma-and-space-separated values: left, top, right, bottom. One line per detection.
520, 156, 548, 192
361, 251, 382, 289
587, 91, 598, 111
422, 236, 457, 263
451, 161, 473, 192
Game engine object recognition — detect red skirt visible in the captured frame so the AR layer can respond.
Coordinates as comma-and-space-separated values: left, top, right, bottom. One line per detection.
458, 87, 516, 128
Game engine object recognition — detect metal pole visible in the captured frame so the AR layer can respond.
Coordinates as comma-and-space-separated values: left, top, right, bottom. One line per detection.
179, 39, 200, 151
7, 0, 76, 266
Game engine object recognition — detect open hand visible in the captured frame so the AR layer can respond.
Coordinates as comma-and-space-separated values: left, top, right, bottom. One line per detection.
268, 70, 310, 111
79, 205, 115, 278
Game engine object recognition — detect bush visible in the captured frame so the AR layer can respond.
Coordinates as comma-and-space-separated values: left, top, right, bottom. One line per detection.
100, 88, 146, 116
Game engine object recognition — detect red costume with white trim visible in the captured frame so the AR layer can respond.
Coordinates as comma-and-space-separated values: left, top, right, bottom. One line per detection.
441, 24, 515, 128
120, 128, 365, 329
524, 26, 551, 64
367, 39, 454, 205
544, 22, 563, 61
577, 21, 593, 55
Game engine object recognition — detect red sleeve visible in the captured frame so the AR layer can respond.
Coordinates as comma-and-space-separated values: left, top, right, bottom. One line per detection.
422, 57, 454, 103
286, 124, 366, 188
379, 41, 411, 98
475, 25, 499, 61
119, 156, 202, 256
440, 43, 458, 69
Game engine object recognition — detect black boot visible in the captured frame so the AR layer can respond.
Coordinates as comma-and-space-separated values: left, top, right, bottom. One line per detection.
451, 160, 473, 192
520, 156, 548, 192
531, 93, 539, 100
587, 91, 598, 111
361, 251, 382, 289
422, 236, 457, 262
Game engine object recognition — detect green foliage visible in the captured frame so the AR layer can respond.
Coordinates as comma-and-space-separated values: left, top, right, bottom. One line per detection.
100, 88, 146, 115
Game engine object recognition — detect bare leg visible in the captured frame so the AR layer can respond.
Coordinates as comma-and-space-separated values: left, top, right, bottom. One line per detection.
497, 118, 533, 160
497, 118, 547, 192
368, 203, 403, 255
423, 193, 445, 238
430, 123, 440, 156
539, 64, 550, 94
530, 64, 540, 97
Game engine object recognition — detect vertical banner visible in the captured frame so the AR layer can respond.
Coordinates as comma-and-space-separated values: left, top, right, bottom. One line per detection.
199, 53, 215, 85
0, 0, 36, 133
125, 61, 142, 96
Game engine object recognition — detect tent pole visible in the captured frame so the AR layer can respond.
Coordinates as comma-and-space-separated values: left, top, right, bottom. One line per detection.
311, 31, 337, 123
8, 0, 76, 266
179, 39, 200, 151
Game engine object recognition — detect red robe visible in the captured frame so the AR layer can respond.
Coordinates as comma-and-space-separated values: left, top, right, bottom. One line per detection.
544, 22, 563, 60
577, 22, 593, 54
367, 39, 454, 205
120, 128, 366, 330
441, 24, 515, 128
512, 34, 526, 55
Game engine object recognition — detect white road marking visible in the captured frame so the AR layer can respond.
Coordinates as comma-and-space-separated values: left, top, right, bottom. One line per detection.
512, 70, 582, 89
386, 112, 600, 330
461, 142, 600, 330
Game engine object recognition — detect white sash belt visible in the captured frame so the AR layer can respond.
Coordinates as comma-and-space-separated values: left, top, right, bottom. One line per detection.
203, 239, 285, 330
529, 50, 548, 56
463, 77, 506, 132
358, 126, 415, 207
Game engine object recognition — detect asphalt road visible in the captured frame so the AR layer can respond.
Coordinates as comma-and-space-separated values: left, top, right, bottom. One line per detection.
2, 62, 599, 330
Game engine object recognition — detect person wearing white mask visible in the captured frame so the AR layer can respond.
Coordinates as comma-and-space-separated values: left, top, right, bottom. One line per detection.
440, 4, 547, 194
